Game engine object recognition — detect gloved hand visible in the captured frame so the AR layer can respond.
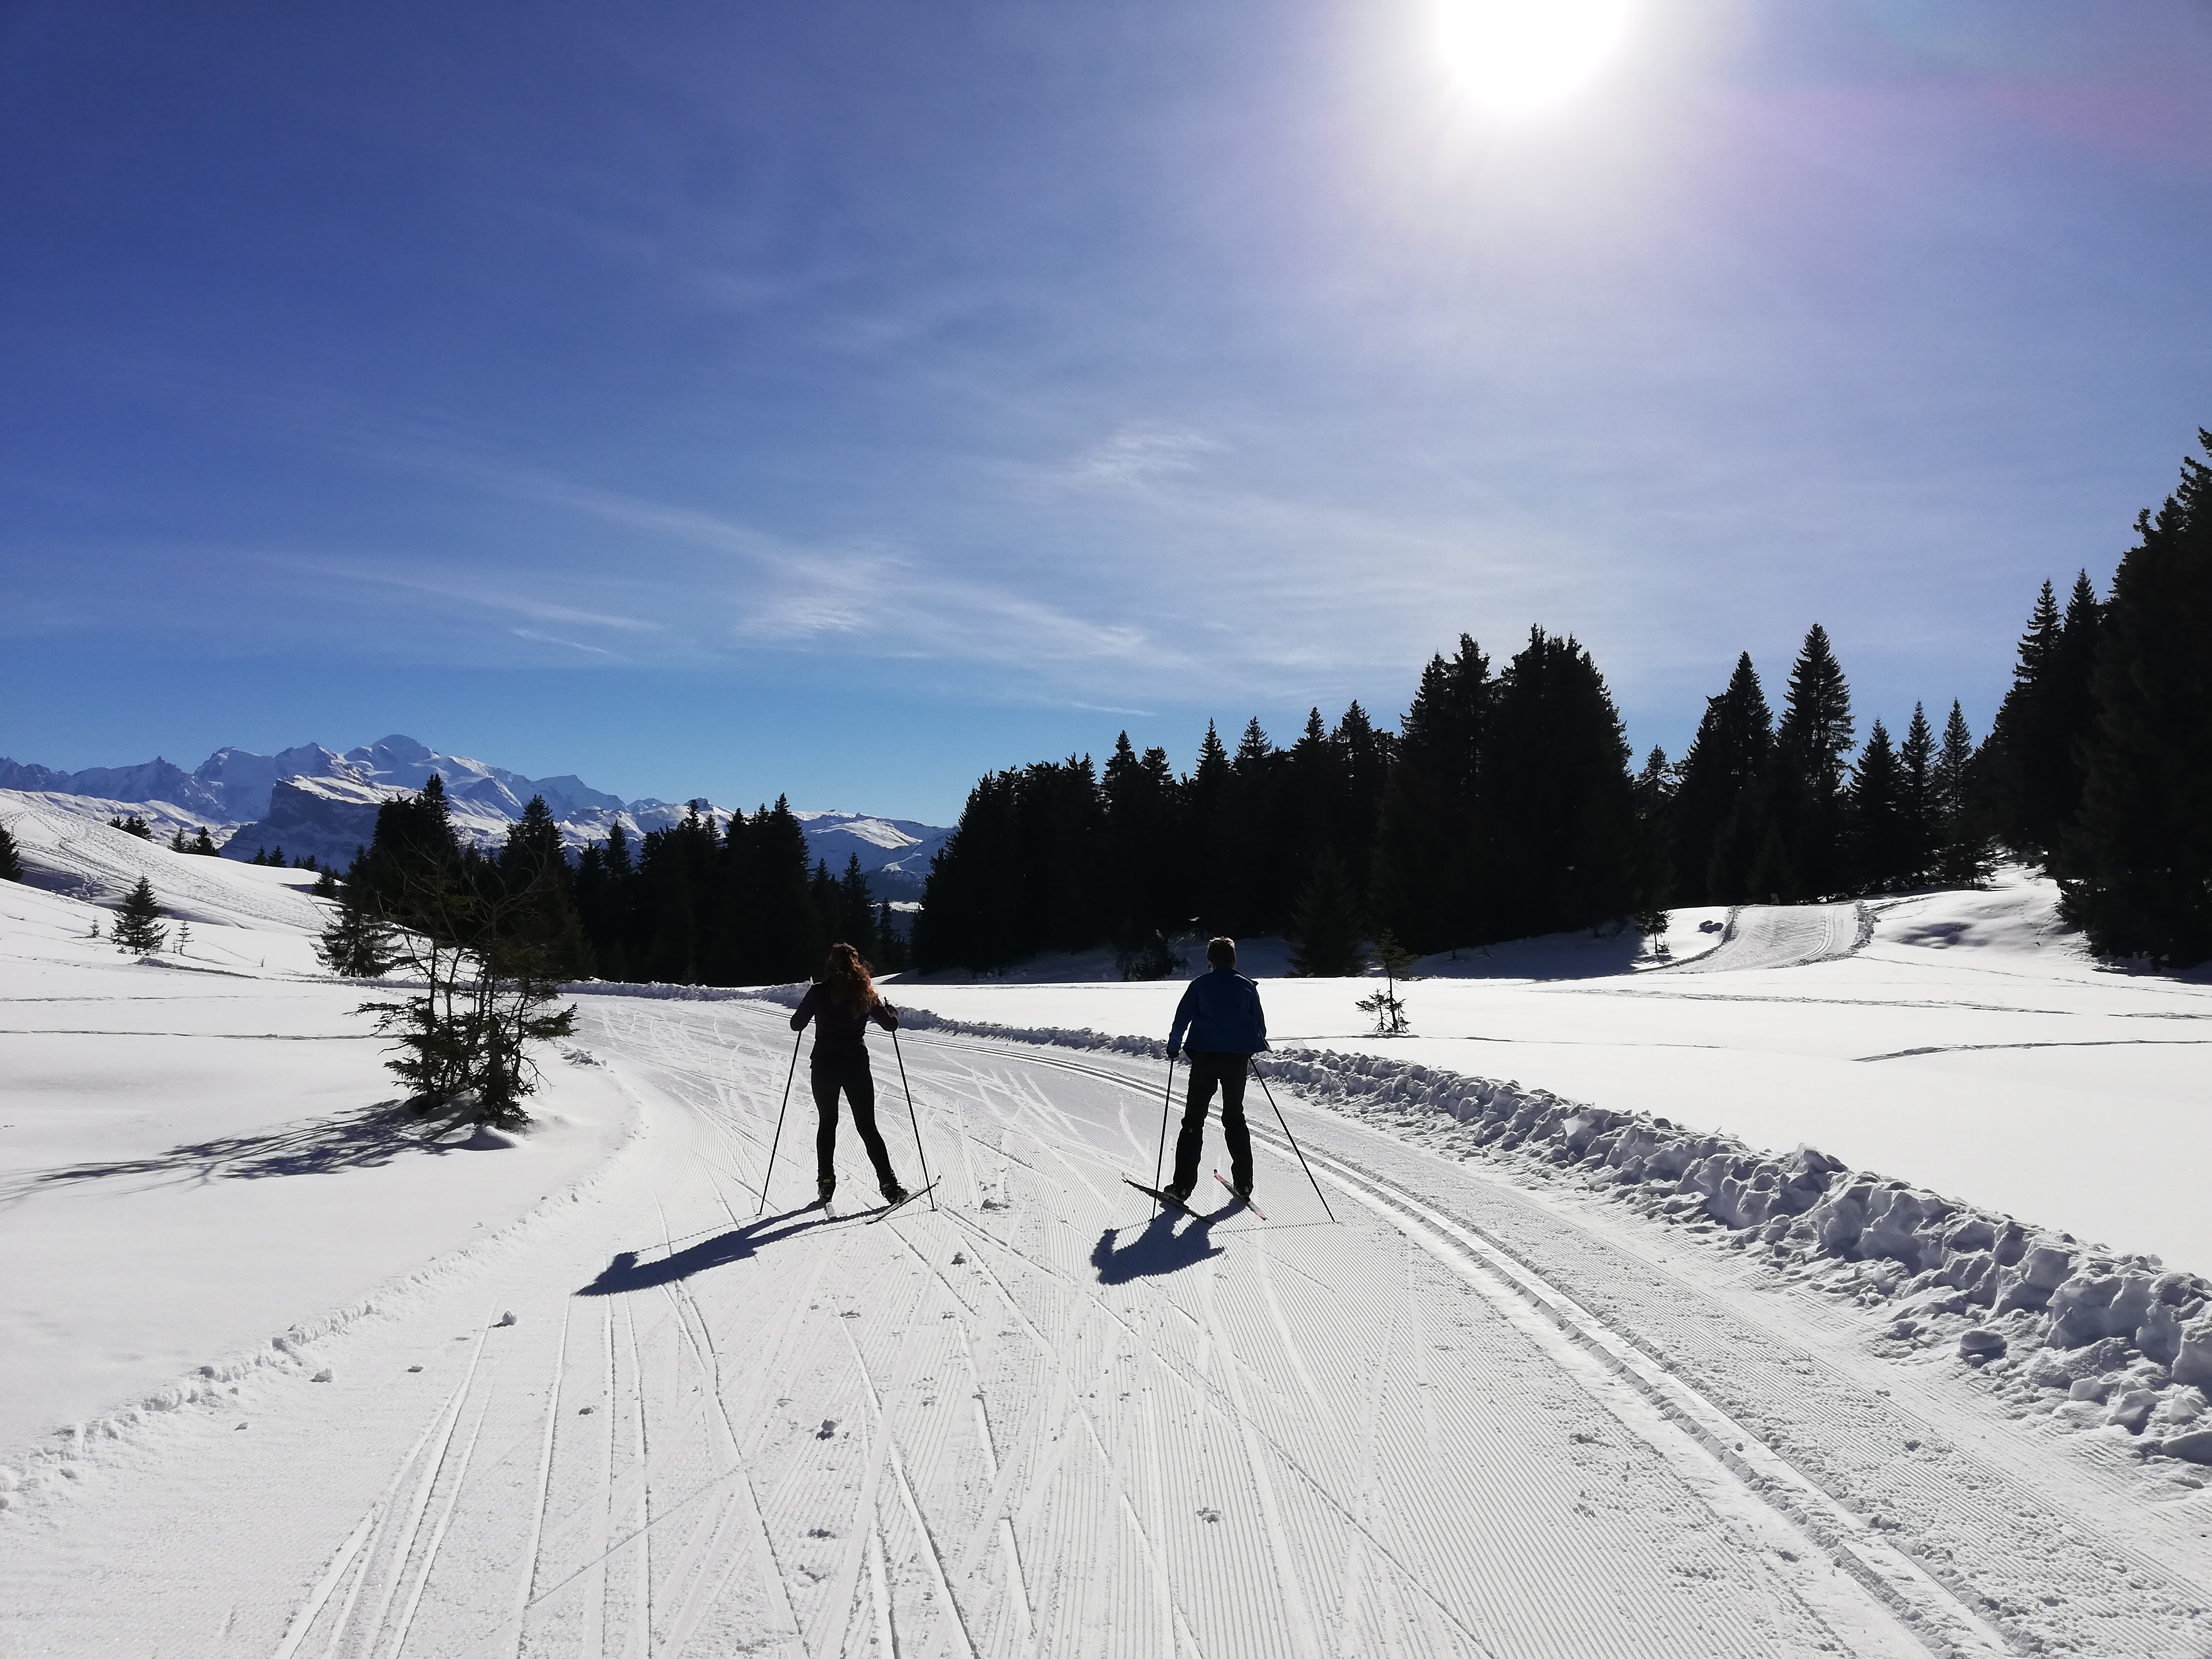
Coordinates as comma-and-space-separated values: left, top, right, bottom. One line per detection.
1166, 1045, 1180, 1061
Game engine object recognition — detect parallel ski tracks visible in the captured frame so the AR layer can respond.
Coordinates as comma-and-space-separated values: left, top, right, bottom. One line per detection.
230, 1001, 2192, 1658
907, 1034, 2017, 1659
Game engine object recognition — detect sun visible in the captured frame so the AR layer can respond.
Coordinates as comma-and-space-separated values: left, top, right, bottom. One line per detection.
1436, 0, 1636, 117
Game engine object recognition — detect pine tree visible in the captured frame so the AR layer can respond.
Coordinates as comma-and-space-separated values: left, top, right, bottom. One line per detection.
1978, 577, 2103, 860
752, 797, 826, 982
914, 772, 1022, 973
1287, 852, 1364, 976
1372, 636, 1490, 952
1331, 700, 1393, 899
109, 814, 153, 840
1484, 627, 1639, 941
836, 855, 878, 962
169, 827, 189, 853
1185, 721, 1232, 928
500, 801, 592, 973
1631, 745, 1676, 913
1898, 703, 1937, 886
1356, 931, 1417, 1035
2064, 433, 2212, 964
1284, 709, 1347, 914
1772, 624, 1854, 898
1848, 719, 1908, 891
317, 891, 396, 976
1207, 719, 1281, 936
1932, 701, 1990, 885
0, 817, 23, 882
1672, 653, 1774, 903
498, 795, 591, 978
873, 899, 911, 973
111, 877, 167, 953
1103, 732, 1188, 948
191, 827, 219, 856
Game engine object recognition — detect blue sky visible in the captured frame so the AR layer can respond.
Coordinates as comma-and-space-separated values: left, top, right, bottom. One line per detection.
4, 0, 2209, 823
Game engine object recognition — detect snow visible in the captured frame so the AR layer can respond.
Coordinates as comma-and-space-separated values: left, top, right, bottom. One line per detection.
0, 818, 634, 1457
890, 869, 2212, 1277
5, 847, 2211, 1654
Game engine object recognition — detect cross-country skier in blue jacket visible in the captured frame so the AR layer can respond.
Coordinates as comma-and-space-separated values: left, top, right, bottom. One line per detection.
1164, 937, 1269, 1204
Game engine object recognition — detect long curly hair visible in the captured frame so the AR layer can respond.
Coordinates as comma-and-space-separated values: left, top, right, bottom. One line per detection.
821, 942, 876, 1014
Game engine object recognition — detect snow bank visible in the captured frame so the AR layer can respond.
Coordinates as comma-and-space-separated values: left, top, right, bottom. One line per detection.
601, 980, 2212, 1468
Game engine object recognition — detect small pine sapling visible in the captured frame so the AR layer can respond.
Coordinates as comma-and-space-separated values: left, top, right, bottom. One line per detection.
1636, 901, 1672, 960
0, 817, 23, 883
169, 827, 189, 853
1356, 929, 1419, 1036
111, 877, 168, 954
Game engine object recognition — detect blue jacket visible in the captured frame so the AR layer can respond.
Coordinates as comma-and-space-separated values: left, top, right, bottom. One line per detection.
1167, 968, 1269, 1057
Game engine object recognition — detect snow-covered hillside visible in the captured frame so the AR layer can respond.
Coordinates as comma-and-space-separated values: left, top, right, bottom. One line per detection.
0, 732, 951, 894
4, 851, 2209, 1655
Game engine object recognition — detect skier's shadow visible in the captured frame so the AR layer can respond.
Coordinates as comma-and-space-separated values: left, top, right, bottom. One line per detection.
577, 1204, 838, 1296
1091, 1206, 1229, 1284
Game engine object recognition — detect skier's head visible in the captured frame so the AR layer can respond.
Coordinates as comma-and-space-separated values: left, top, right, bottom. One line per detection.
1206, 937, 1237, 970
821, 942, 875, 1011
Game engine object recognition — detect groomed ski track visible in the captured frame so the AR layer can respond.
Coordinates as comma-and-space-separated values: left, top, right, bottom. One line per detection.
8, 997, 2203, 1657
1667, 901, 1873, 975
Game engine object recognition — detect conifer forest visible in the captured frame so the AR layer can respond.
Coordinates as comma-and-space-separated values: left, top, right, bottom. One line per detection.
328, 433, 2212, 978
912, 432, 2212, 973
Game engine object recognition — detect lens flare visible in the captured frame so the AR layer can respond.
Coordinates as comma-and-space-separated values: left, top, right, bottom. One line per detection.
1437, 0, 1635, 116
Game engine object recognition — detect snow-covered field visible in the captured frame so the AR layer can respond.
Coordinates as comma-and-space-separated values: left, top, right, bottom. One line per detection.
3, 811, 2209, 1656
901, 872, 2212, 1276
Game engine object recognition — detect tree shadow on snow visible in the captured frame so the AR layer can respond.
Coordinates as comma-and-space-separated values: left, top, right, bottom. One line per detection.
1091, 1207, 1228, 1285
0, 1102, 493, 1203
577, 1205, 842, 1296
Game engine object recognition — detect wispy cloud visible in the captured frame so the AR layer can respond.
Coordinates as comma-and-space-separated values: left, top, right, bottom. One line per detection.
511, 627, 617, 657
1067, 424, 1221, 487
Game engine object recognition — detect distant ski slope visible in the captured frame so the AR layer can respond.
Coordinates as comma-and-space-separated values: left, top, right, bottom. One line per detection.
0, 790, 327, 931
1667, 901, 1872, 974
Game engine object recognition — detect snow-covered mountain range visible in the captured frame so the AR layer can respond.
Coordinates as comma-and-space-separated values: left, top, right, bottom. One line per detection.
0, 734, 950, 896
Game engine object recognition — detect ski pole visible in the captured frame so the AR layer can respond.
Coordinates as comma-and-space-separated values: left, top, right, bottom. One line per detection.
757, 1029, 803, 1216
1151, 1054, 1177, 1215
890, 1027, 936, 1210
1248, 1057, 1336, 1223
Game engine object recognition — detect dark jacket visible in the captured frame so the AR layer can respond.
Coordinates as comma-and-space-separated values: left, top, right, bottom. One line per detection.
791, 982, 898, 1063
1167, 968, 1268, 1057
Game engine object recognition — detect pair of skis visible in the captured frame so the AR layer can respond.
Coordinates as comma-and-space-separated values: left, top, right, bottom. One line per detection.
1122, 1172, 1266, 1221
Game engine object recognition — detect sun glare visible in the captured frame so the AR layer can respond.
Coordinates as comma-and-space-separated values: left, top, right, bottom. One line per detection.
1436, 0, 1635, 116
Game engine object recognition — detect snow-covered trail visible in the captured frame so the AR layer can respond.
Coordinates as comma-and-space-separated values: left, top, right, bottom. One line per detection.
1668, 902, 1870, 974
7, 999, 2205, 1657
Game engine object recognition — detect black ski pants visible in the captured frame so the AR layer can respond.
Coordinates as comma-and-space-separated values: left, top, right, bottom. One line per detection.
1171, 1050, 1253, 1195
812, 1056, 899, 1190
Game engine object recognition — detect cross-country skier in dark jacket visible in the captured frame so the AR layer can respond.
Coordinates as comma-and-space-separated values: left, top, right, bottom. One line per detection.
790, 943, 908, 1207
1163, 937, 1269, 1204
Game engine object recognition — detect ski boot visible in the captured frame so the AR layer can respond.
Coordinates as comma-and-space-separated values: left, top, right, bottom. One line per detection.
817, 1177, 836, 1206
